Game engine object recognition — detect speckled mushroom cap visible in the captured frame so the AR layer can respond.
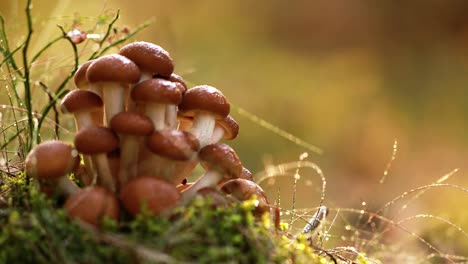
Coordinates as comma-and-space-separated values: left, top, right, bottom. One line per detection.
147, 129, 200, 161
119, 41, 174, 78
178, 85, 230, 119
74, 60, 95, 88
120, 176, 180, 216
64, 186, 120, 227
110, 112, 154, 136
199, 143, 242, 178
240, 167, 254, 181
25, 140, 80, 180
131, 78, 183, 105
216, 115, 239, 140
86, 54, 140, 84
74, 126, 119, 154
60, 89, 103, 114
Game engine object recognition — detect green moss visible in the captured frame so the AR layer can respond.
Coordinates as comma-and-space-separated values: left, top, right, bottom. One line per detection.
0, 177, 330, 263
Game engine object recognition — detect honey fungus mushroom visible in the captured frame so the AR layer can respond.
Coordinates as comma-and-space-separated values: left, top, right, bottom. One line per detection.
178, 85, 230, 147
86, 54, 140, 125
74, 126, 119, 192
25, 140, 80, 196
141, 129, 199, 184
119, 41, 174, 81
110, 112, 154, 185
180, 143, 242, 204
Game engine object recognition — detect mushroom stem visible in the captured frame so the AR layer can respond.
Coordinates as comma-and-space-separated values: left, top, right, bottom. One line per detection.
139, 72, 153, 83
102, 82, 126, 125
92, 154, 116, 192
180, 170, 221, 205
146, 103, 166, 130
190, 113, 215, 147
211, 126, 225, 144
165, 105, 178, 129
118, 135, 141, 185
57, 176, 80, 196
74, 112, 95, 130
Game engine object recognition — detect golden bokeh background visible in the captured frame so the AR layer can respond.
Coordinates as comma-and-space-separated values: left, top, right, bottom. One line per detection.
1, 0, 468, 253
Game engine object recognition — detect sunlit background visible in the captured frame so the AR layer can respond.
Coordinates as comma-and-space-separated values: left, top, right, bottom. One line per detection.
1, 0, 468, 256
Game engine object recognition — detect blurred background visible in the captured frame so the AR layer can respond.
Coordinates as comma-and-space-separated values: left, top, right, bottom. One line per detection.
1, 0, 467, 255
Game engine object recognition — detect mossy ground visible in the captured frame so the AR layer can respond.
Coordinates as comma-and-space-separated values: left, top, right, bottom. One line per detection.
0, 173, 330, 264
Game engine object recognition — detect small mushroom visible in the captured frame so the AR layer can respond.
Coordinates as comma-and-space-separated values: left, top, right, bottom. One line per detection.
25, 140, 80, 196
131, 78, 183, 130
61, 90, 103, 129
156, 73, 188, 129
211, 115, 239, 144
219, 178, 270, 216
110, 112, 154, 185
178, 85, 230, 147
141, 129, 199, 184
120, 176, 180, 217
64, 186, 120, 227
74, 126, 119, 192
86, 54, 140, 125
180, 143, 242, 204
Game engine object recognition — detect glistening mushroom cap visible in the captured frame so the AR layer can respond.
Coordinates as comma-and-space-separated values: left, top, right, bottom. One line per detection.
131, 78, 183, 105
216, 115, 239, 140
25, 140, 79, 180
147, 129, 200, 161
64, 186, 120, 227
60, 89, 103, 114
110, 112, 154, 136
119, 41, 174, 77
74, 126, 119, 154
178, 85, 230, 119
120, 176, 180, 216
86, 54, 140, 84
199, 143, 242, 178
219, 178, 270, 215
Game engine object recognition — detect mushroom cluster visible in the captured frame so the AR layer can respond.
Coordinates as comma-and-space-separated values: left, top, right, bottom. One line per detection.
25, 41, 274, 227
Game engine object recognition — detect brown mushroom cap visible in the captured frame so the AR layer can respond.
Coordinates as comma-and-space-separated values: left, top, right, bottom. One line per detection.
64, 186, 120, 227
86, 54, 140, 84
199, 143, 242, 178
74, 60, 95, 88
110, 112, 154, 136
147, 129, 199, 161
131, 78, 183, 105
120, 176, 180, 216
119, 41, 174, 77
220, 178, 270, 215
178, 85, 230, 119
74, 126, 119, 154
155, 73, 188, 93
60, 89, 103, 114
216, 115, 239, 140
25, 140, 79, 180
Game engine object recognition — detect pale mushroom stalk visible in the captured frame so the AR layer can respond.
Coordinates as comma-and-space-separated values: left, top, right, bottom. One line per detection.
102, 82, 127, 125
190, 113, 216, 147
211, 126, 225, 143
180, 170, 222, 205
91, 154, 116, 192
119, 136, 140, 183
57, 177, 80, 195
146, 103, 166, 130
165, 105, 178, 129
